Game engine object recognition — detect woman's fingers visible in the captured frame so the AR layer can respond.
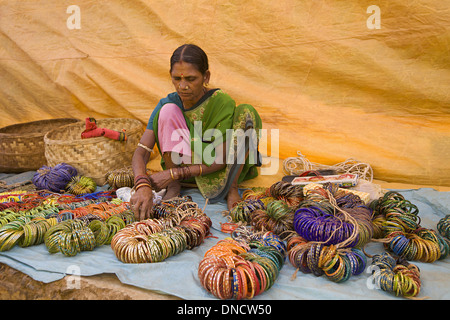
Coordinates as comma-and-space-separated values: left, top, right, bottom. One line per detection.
130, 188, 154, 221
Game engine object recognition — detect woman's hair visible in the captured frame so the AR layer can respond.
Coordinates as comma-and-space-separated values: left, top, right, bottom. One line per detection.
170, 44, 209, 75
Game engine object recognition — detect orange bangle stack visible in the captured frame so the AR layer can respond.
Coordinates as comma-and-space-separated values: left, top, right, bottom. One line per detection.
198, 231, 285, 300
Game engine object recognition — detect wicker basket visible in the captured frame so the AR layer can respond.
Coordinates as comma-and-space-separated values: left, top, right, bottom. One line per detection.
44, 118, 144, 185
0, 118, 81, 173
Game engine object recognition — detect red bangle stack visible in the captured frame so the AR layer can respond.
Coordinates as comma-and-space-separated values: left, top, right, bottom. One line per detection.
133, 174, 152, 191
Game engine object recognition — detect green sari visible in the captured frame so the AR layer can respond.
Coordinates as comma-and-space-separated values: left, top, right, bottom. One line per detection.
152, 89, 262, 201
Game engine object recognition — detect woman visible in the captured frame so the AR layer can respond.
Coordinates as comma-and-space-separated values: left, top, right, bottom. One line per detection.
130, 44, 262, 220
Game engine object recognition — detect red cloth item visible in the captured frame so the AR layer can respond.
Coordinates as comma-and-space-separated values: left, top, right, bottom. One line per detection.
81, 118, 127, 141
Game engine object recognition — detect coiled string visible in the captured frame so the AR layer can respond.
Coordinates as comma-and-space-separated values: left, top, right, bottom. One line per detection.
32, 163, 78, 192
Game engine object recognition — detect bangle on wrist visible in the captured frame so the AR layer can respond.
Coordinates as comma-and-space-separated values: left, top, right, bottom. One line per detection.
134, 174, 151, 184
137, 143, 153, 154
135, 182, 152, 191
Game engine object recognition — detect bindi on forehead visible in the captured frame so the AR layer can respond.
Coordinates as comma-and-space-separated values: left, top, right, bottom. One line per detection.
170, 62, 203, 82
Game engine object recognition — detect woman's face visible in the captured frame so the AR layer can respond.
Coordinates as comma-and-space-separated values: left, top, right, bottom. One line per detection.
171, 61, 210, 109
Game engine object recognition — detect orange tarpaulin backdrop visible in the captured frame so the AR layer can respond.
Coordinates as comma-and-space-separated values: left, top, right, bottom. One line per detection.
1, 1, 449, 186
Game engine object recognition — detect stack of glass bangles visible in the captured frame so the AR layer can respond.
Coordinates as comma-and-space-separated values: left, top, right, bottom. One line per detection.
293, 183, 373, 249
369, 252, 421, 298
150, 196, 196, 219
228, 181, 303, 226
198, 228, 285, 300
0, 190, 129, 252
250, 200, 295, 240
268, 181, 304, 207
286, 183, 372, 282
44, 211, 135, 257
111, 200, 212, 263
228, 199, 265, 223
293, 205, 359, 247
371, 191, 449, 262
287, 235, 367, 283
0, 216, 57, 251
437, 214, 450, 240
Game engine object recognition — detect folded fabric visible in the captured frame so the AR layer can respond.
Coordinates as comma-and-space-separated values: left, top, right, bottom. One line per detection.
81, 117, 127, 141
115, 186, 166, 204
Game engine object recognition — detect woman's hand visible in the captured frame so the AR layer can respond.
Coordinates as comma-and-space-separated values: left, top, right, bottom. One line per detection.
130, 186, 153, 220
149, 170, 173, 191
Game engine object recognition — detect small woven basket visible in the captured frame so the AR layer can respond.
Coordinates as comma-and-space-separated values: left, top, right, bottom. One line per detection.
0, 118, 81, 173
44, 118, 144, 186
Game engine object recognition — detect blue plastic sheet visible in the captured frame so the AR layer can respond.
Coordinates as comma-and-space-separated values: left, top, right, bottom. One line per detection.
1, 187, 449, 300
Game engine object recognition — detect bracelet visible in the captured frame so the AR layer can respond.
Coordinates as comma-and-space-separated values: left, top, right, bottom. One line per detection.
134, 183, 152, 192
198, 164, 203, 176
169, 167, 192, 181
134, 174, 151, 184
137, 143, 153, 154
135, 177, 151, 185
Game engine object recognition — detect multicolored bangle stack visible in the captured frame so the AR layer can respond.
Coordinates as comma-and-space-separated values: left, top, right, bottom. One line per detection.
150, 196, 197, 219
44, 211, 135, 257
268, 181, 304, 207
228, 199, 265, 223
250, 200, 295, 240
370, 191, 449, 262
111, 199, 211, 263
437, 214, 450, 240
198, 227, 285, 300
287, 183, 373, 283
225, 182, 303, 237
287, 235, 367, 282
0, 190, 133, 252
65, 176, 97, 195
369, 252, 421, 298
0, 216, 57, 251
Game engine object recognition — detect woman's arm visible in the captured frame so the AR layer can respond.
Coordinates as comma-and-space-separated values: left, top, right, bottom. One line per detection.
130, 129, 156, 220
149, 142, 227, 190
